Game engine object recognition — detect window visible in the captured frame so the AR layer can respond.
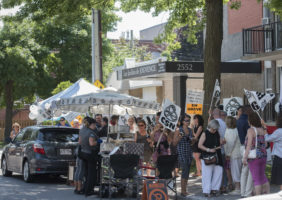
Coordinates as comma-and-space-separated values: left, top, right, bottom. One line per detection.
22, 128, 33, 141
13, 128, 26, 143
39, 128, 79, 143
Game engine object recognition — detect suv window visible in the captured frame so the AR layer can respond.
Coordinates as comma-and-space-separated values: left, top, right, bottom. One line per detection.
39, 128, 79, 142
13, 128, 26, 143
22, 128, 33, 141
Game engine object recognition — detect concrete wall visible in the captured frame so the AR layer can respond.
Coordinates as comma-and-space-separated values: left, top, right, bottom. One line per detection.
162, 78, 174, 103
221, 73, 264, 100
129, 88, 143, 99
142, 87, 157, 101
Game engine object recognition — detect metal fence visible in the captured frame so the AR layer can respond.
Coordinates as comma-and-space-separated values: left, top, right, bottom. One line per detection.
243, 21, 282, 55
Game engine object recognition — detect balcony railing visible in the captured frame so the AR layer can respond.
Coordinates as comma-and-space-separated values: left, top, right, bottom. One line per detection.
243, 21, 282, 55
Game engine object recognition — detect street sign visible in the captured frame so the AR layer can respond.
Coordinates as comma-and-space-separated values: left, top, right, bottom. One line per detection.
94, 80, 104, 89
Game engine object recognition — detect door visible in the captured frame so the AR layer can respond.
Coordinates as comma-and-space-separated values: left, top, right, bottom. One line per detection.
7, 129, 25, 171
15, 128, 33, 173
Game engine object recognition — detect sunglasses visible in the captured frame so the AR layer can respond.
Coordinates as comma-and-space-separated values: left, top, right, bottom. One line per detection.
138, 124, 145, 127
184, 120, 190, 122
60, 120, 65, 122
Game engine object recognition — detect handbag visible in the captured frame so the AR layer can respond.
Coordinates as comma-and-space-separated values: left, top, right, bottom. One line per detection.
203, 153, 218, 165
242, 127, 257, 159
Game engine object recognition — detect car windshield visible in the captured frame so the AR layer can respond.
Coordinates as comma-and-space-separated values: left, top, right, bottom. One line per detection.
40, 129, 79, 142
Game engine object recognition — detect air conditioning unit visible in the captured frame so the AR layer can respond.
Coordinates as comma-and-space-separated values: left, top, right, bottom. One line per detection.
262, 17, 269, 25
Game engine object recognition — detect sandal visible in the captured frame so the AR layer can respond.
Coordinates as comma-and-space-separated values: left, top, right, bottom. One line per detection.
228, 184, 234, 191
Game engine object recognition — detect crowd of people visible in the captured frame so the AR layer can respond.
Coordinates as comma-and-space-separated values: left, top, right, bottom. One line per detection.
60, 106, 282, 198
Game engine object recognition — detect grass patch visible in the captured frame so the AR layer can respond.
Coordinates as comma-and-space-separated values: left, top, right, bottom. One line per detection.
0, 141, 4, 149
266, 164, 272, 180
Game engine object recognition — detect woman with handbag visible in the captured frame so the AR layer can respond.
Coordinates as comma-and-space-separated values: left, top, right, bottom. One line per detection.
79, 117, 99, 196
198, 119, 223, 197
243, 112, 269, 196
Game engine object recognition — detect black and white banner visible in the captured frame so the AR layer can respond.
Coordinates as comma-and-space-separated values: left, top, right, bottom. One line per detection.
223, 97, 243, 117
159, 99, 181, 131
211, 79, 221, 108
244, 89, 275, 111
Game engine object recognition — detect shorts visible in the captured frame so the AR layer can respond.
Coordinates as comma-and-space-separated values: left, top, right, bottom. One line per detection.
74, 157, 86, 181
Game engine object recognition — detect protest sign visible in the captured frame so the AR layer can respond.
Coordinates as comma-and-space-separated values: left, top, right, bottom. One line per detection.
210, 79, 221, 109
244, 89, 275, 111
141, 180, 168, 200
223, 97, 243, 117
159, 99, 181, 131
185, 89, 204, 115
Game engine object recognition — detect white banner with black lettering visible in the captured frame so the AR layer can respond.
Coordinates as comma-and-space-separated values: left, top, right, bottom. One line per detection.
223, 97, 243, 117
159, 99, 181, 131
244, 89, 275, 111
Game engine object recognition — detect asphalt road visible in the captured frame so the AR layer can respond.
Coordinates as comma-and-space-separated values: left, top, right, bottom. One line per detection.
0, 150, 281, 200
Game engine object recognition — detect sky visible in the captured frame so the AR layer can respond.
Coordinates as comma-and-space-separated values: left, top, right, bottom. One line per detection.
107, 10, 169, 39
0, 6, 169, 39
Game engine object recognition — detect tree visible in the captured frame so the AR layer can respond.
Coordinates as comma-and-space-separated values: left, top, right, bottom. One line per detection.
51, 81, 73, 95
119, 0, 224, 123
103, 38, 152, 81
267, 0, 282, 16
0, 19, 47, 143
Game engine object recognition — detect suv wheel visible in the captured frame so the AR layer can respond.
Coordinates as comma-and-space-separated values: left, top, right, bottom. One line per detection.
23, 161, 32, 183
1, 157, 12, 176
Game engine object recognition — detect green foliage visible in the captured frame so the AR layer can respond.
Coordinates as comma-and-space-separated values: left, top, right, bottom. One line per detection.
266, 0, 282, 16
0, 19, 47, 100
51, 81, 73, 95
103, 38, 152, 81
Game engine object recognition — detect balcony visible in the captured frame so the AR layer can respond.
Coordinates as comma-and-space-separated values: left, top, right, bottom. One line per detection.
242, 21, 282, 60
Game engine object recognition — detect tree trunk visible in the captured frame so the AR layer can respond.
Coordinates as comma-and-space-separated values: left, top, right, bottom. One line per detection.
4, 80, 14, 144
203, 0, 223, 126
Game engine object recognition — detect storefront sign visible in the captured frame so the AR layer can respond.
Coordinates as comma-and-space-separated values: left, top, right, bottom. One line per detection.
185, 89, 204, 115
159, 99, 181, 131
119, 61, 261, 80
122, 62, 165, 79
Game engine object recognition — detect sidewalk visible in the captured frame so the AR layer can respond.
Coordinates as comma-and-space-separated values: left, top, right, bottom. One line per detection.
174, 175, 281, 200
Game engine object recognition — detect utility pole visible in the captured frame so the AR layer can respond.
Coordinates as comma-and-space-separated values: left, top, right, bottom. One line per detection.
91, 8, 95, 83
91, 9, 103, 83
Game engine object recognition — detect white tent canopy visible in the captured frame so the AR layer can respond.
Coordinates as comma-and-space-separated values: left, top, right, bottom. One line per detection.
29, 78, 100, 121
54, 87, 160, 115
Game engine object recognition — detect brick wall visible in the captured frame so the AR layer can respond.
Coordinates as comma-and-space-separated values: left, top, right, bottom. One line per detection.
228, 0, 263, 35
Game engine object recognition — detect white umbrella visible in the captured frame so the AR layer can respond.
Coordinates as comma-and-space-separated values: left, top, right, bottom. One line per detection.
54, 89, 160, 114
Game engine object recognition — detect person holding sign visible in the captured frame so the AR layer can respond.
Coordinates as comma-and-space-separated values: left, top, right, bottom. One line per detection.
173, 114, 193, 197
151, 112, 169, 165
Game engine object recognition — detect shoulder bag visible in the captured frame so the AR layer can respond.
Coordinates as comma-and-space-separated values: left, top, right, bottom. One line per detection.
202, 132, 218, 165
